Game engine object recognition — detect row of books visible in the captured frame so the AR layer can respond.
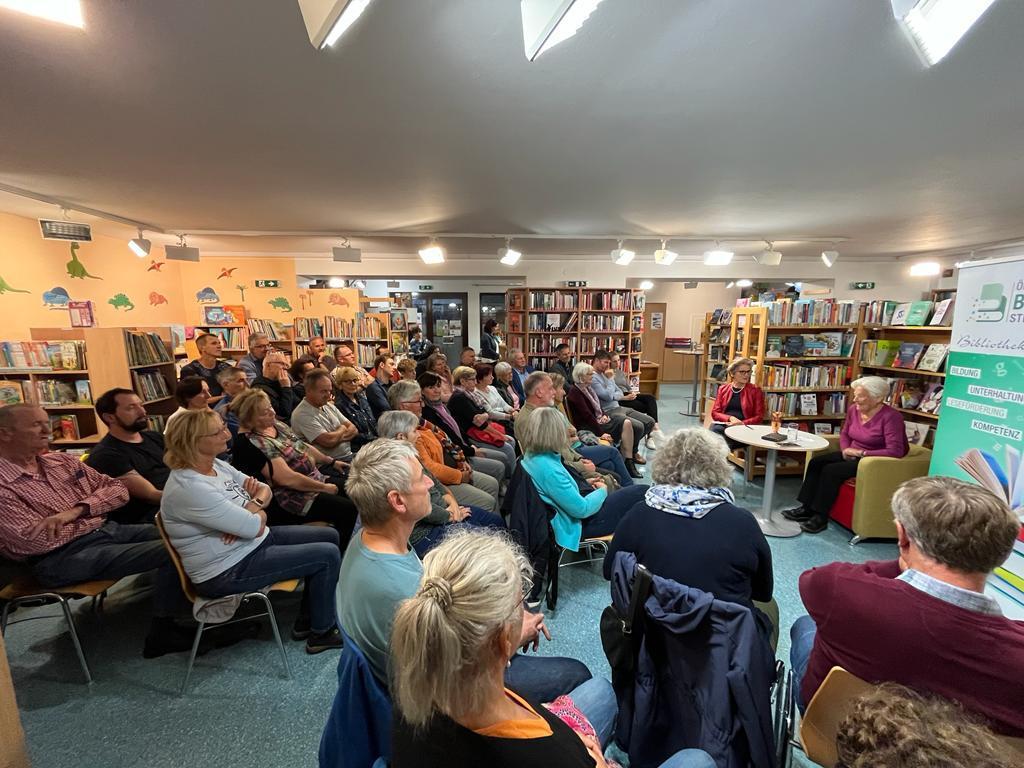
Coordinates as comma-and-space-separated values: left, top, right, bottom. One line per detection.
527, 336, 576, 354
324, 316, 356, 339
131, 370, 172, 402
247, 318, 292, 341
765, 391, 848, 417
35, 379, 92, 406
146, 414, 167, 433
765, 332, 855, 358
293, 317, 324, 340
201, 326, 248, 349
529, 291, 579, 310
0, 379, 33, 405
886, 379, 943, 415
123, 330, 173, 366
580, 314, 626, 331
707, 328, 731, 345
750, 298, 862, 326
581, 291, 634, 311
579, 336, 627, 356
507, 315, 524, 334
860, 341, 949, 371
530, 313, 579, 332
355, 341, 384, 367
865, 298, 954, 327
630, 337, 642, 353
762, 363, 851, 389
357, 315, 387, 339
0, 340, 87, 370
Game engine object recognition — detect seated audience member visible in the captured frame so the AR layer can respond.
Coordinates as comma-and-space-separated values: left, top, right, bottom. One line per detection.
237, 333, 271, 383
290, 369, 356, 464
508, 348, 534, 403
414, 344, 441, 376
390, 529, 715, 768
783, 375, 908, 534
213, 366, 249, 441
480, 319, 501, 360
377, 410, 505, 555
333, 366, 378, 450
289, 356, 317, 402
389, 380, 501, 513
493, 361, 521, 411
604, 428, 776, 646
424, 352, 454, 401
333, 343, 374, 388
708, 357, 765, 451
609, 351, 666, 448
364, 353, 395, 420
339, 440, 591, 703
230, 389, 359, 538
252, 350, 298, 423
450, 365, 516, 474
308, 335, 337, 372
419, 371, 507, 486
520, 407, 646, 552
167, 376, 213, 430
160, 409, 343, 653
590, 350, 655, 458
85, 388, 170, 523
476, 363, 516, 425
519, 372, 630, 488
548, 343, 575, 392
179, 332, 234, 399
397, 358, 417, 381
0, 404, 192, 657
790, 476, 1024, 735
458, 346, 477, 367
835, 683, 1021, 768
568, 362, 642, 479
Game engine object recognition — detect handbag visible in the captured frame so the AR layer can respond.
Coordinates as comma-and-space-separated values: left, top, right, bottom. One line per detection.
467, 425, 505, 447
600, 562, 653, 684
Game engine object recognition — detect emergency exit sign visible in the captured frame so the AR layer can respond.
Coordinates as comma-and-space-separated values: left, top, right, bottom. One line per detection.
254, 279, 280, 288
418, 284, 434, 290
849, 281, 875, 290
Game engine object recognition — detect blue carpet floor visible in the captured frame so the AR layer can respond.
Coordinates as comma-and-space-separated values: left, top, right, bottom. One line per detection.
5, 385, 896, 768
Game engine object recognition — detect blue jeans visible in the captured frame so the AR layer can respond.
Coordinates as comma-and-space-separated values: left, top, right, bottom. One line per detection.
196, 526, 341, 634
581, 484, 648, 539
505, 652, 592, 703
578, 444, 634, 487
412, 506, 507, 556
790, 614, 818, 712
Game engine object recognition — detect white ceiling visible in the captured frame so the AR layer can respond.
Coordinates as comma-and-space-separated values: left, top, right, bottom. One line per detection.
1, 0, 1023, 260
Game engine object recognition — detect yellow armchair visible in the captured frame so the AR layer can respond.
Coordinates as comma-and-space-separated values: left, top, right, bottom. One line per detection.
805, 436, 932, 544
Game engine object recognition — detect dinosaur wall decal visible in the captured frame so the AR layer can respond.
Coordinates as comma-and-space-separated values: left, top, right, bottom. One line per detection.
0, 275, 30, 294
66, 242, 102, 280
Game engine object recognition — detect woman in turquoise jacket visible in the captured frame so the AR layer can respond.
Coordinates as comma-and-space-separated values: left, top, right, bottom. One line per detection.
519, 407, 646, 551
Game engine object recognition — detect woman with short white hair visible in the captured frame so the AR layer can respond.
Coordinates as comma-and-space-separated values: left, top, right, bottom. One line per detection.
783, 375, 908, 534
492, 361, 521, 411
566, 362, 640, 478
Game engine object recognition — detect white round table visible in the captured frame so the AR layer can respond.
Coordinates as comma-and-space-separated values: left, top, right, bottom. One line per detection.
725, 424, 830, 538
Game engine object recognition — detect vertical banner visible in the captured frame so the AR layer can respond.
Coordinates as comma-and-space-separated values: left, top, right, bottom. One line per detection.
929, 255, 1024, 618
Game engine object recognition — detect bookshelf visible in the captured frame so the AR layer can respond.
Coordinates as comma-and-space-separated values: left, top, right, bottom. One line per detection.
194, 324, 249, 360
505, 288, 528, 362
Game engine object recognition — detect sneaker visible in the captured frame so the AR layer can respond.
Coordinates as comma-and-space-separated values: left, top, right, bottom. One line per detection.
306, 626, 344, 655
646, 431, 663, 451
800, 516, 828, 534
291, 614, 312, 641
781, 505, 812, 522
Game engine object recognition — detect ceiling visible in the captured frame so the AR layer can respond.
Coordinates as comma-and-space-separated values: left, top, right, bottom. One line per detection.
1, 0, 1023, 260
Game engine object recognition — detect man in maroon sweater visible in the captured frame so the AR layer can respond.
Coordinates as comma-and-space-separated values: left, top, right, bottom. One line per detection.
790, 475, 1023, 736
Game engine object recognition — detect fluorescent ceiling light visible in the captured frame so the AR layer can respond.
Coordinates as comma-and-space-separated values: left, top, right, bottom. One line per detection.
909, 261, 941, 276
703, 248, 734, 266
736, 279, 754, 288
128, 230, 151, 258
419, 242, 446, 265
753, 242, 782, 266
521, 0, 605, 61
639, 280, 654, 290
821, 250, 839, 268
296, 0, 374, 49
498, 239, 522, 266
0, 0, 83, 27
610, 242, 635, 266
892, 0, 997, 66
653, 240, 678, 266
327, 277, 345, 288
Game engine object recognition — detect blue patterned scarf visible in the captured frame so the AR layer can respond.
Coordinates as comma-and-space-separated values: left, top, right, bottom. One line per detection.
644, 484, 735, 519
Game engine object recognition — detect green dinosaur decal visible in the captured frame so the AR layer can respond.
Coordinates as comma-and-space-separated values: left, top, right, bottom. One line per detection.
108, 293, 135, 311
0, 275, 30, 294
268, 296, 293, 312
66, 242, 102, 280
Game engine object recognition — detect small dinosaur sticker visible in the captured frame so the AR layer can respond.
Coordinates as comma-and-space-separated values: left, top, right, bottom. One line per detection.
42, 286, 71, 308
0, 275, 30, 294
149, 291, 168, 306
217, 267, 237, 279
196, 287, 220, 303
147, 260, 165, 272
66, 242, 102, 280
108, 293, 135, 311
268, 296, 293, 312
328, 293, 349, 307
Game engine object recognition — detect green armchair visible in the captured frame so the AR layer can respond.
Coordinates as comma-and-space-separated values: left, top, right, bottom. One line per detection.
805, 436, 932, 544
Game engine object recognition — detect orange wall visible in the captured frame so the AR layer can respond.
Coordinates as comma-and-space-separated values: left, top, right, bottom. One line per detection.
0, 211, 307, 339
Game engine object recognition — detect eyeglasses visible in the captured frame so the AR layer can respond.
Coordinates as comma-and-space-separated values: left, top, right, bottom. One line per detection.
734, 368, 752, 374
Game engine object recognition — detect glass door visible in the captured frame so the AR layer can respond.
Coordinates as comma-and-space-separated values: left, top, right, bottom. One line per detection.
411, 293, 468, 365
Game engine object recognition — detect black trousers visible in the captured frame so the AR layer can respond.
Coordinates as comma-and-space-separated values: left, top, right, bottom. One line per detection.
269, 492, 358, 553
620, 393, 659, 422
797, 452, 860, 520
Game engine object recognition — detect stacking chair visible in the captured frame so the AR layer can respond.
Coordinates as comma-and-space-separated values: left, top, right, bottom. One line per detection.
154, 514, 297, 695
0, 564, 118, 684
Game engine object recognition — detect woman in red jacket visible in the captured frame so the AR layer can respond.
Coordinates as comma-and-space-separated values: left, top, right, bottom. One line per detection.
709, 357, 765, 447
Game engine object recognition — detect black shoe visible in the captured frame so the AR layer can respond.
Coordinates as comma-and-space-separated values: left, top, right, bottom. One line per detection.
624, 459, 643, 479
800, 516, 828, 534
781, 505, 812, 522
306, 626, 344, 655
291, 614, 312, 641
143, 620, 211, 659
206, 619, 262, 648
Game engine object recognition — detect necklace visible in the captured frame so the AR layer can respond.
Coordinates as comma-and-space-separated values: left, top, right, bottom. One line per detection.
731, 384, 744, 393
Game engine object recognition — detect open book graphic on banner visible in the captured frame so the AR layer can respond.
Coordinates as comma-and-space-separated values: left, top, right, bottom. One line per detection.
955, 445, 1024, 516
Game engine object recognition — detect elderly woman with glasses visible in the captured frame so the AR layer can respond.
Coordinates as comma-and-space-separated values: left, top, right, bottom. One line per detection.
709, 357, 765, 448
567, 362, 642, 479
332, 366, 378, 451
449, 365, 517, 475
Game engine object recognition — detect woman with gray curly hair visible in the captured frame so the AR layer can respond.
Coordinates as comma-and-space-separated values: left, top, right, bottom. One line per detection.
603, 428, 777, 645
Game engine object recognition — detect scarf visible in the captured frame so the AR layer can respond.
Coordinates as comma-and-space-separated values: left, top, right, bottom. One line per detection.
644, 484, 735, 519
575, 382, 601, 416
426, 398, 462, 437
456, 384, 489, 411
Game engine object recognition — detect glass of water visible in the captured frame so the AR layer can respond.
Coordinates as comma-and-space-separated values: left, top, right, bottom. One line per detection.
785, 422, 799, 443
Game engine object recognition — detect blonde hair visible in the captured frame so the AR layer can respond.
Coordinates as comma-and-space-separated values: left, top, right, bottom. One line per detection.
391, 529, 531, 726
653, 428, 733, 489
548, 372, 565, 391
230, 388, 272, 430
727, 357, 755, 377
451, 366, 476, 385
333, 366, 360, 385
517, 406, 566, 455
163, 409, 222, 470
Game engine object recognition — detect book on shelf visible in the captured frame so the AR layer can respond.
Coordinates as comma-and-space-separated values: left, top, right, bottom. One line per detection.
765, 335, 783, 358
293, 316, 324, 340
390, 331, 409, 355
887, 379, 925, 409
762, 362, 850, 389
200, 326, 247, 349
628, 374, 641, 393
203, 305, 247, 326
859, 339, 902, 367
247, 318, 292, 341
919, 383, 943, 415
783, 335, 806, 357
711, 309, 723, 324
75, 380, 92, 404
0, 380, 29, 405
389, 309, 407, 332
631, 315, 644, 333
632, 293, 646, 312
581, 290, 631, 310
507, 292, 525, 311
131, 370, 172, 402
889, 303, 912, 326
929, 298, 955, 326
865, 300, 898, 326
324, 316, 355, 339
813, 423, 834, 436
917, 344, 949, 372
904, 421, 931, 445
34, 379, 83, 406
356, 313, 387, 339
719, 309, 733, 325
146, 414, 167, 433
756, 298, 861, 326
709, 363, 726, 381
50, 414, 79, 441
68, 300, 95, 327
803, 332, 844, 357
169, 324, 186, 356
123, 330, 173, 366
799, 393, 819, 416
904, 300, 934, 327
892, 342, 926, 369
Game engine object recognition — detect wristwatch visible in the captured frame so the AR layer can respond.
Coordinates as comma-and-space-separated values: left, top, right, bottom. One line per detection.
251, 496, 267, 509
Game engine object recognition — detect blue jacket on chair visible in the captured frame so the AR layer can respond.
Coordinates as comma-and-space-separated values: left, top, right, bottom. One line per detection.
319, 631, 392, 768
607, 552, 776, 768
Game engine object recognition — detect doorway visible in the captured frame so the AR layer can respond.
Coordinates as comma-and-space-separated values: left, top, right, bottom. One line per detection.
412, 293, 469, 364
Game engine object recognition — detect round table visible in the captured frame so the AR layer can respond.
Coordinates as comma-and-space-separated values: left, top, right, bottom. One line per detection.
725, 424, 830, 538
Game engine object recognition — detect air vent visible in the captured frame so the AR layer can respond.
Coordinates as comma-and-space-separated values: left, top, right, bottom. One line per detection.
165, 244, 201, 262
332, 246, 362, 263
39, 219, 92, 241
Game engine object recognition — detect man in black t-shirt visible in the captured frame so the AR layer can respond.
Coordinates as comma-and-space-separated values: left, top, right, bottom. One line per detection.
85, 388, 170, 523
178, 332, 234, 399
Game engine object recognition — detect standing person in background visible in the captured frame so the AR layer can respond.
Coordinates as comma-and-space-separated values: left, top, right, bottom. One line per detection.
179, 333, 234, 400
365, 353, 396, 419
252, 351, 298, 423
214, 367, 249, 442
308, 335, 337, 372
409, 326, 427, 359
548, 343, 575, 392
237, 333, 271, 384
609, 352, 666, 449
480, 319, 501, 360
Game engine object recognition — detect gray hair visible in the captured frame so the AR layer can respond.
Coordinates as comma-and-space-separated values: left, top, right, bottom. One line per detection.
248, 332, 269, 351
346, 439, 418, 527
391, 529, 531, 726
727, 357, 755, 376
517, 406, 567, 455
523, 371, 552, 398
652, 428, 733, 489
572, 362, 594, 382
493, 361, 512, 377
216, 365, 247, 386
388, 380, 422, 410
377, 409, 420, 439
850, 375, 891, 401
892, 476, 1018, 574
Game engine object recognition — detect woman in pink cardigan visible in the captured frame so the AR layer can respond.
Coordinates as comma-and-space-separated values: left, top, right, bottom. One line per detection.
783, 376, 908, 534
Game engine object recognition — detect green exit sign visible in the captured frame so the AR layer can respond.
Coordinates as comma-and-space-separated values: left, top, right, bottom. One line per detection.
418, 284, 434, 290
254, 279, 280, 288
849, 281, 875, 290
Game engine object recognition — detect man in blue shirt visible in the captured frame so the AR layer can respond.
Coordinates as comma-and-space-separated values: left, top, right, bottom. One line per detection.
508, 348, 535, 403
591, 349, 654, 449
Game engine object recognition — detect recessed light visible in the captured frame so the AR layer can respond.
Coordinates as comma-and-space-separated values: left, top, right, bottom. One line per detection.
736, 279, 754, 288
639, 280, 654, 290
0, 0, 84, 28
909, 261, 941, 276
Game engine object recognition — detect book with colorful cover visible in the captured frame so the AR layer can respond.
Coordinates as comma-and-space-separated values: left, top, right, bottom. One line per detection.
919, 383, 943, 415
905, 300, 934, 327
904, 421, 931, 445
889, 303, 912, 326
872, 339, 903, 367
929, 298, 955, 326
917, 344, 949, 372
783, 335, 806, 357
892, 342, 926, 369
0, 380, 25, 405
813, 423, 834, 436
765, 335, 783, 358
799, 393, 819, 415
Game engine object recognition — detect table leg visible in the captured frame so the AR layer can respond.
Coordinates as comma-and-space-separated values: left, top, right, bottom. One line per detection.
756, 447, 802, 538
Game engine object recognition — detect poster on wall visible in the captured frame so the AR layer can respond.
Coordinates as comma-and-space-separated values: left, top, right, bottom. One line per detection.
929, 254, 1024, 618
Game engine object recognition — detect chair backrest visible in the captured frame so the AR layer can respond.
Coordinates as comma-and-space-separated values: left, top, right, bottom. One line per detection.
799, 667, 875, 768
154, 513, 200, 604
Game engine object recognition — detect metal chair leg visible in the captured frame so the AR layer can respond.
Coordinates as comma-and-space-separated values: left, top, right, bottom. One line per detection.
849, 535, 862, 546
251, 592, 290, 680
180, 622, 206, 695
57, 596, 93, 684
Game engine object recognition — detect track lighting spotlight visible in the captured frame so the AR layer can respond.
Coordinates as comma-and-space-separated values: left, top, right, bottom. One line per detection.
653, 240, 678, 266
703, 243, 734, 266
419, 239, 446, 265
610, 241, 635, 266
498, 238, 522, 266
165, 234, 200, 262
821, 250, 839, 268
726, 281, 736, 289
128, 229, 151, 258
753, 242, 782, 266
